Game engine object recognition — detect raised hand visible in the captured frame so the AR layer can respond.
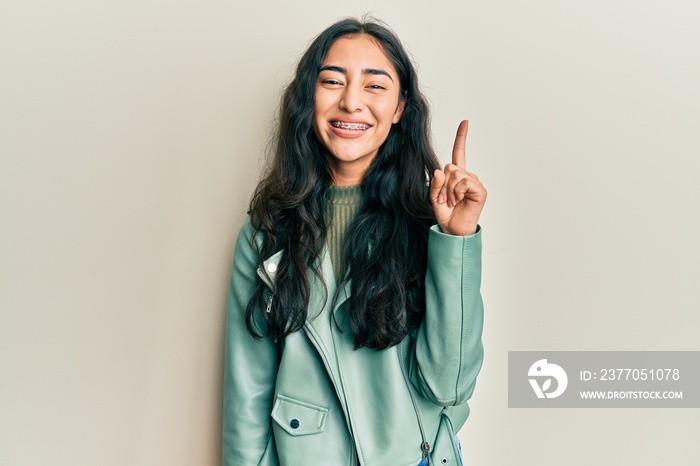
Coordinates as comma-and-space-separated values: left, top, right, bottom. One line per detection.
429, 120, 487, 236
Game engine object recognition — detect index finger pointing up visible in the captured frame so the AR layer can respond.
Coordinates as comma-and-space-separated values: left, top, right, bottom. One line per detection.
451, 119, 469, 169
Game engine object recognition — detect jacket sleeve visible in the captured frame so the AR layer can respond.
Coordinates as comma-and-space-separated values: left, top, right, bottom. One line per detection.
407, 224, 485, 406
223, 218, 280, 466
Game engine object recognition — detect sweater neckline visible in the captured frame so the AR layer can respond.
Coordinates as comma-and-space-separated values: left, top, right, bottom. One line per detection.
327, 184, 361, 205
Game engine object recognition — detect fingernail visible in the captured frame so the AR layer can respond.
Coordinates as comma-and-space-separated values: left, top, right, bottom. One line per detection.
438, 193, 445, 204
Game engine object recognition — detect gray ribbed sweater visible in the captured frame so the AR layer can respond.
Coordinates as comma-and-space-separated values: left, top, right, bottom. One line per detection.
326, 184, 362, 282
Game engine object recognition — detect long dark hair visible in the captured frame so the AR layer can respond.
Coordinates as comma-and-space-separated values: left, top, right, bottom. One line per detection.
245, 17, 440, 350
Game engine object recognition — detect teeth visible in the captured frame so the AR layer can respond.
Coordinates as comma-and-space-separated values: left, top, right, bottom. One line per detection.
331, 121, 371, 131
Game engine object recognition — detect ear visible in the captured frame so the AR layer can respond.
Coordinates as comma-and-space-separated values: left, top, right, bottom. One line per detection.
392, 100, 406, 124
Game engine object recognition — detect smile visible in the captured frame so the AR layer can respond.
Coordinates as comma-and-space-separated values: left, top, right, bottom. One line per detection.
330, 121, 372, 131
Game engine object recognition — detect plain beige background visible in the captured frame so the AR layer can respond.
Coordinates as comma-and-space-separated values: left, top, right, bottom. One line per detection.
1, 0, 699, 465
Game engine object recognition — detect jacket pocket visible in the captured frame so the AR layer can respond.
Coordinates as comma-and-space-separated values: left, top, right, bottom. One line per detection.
271, 394, 328, 436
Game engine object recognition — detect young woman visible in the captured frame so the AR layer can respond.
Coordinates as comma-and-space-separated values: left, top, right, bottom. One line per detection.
223, 17, 487, 466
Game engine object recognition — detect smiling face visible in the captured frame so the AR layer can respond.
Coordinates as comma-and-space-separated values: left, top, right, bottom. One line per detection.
313, 34, 405, 186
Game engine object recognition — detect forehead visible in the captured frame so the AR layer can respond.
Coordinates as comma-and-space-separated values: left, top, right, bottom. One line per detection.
322, 34, 398, 78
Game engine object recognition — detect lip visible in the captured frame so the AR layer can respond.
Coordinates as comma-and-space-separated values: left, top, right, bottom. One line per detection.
327, 119, 373, 139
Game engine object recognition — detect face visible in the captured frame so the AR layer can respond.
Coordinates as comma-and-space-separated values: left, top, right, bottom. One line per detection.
313, 34, 405, 185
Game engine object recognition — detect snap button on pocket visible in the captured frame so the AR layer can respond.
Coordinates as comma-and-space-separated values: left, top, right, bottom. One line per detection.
441, 458, 448, 464
272, 394, 328, 436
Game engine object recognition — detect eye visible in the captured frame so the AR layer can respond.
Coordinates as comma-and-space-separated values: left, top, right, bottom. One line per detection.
322, 79, 342, 86
367, 84, 386, 90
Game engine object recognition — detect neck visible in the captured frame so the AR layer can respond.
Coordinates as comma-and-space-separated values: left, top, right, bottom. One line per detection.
325, 155, 372, 186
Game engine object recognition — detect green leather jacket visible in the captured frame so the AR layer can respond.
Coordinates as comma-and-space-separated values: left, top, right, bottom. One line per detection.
223, 217, 484, 466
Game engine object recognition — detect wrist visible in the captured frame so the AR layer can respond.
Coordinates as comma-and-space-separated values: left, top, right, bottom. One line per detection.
437, 223, 480, 236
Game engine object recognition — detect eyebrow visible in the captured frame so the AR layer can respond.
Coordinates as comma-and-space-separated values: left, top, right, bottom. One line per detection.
319, 65, 394, 82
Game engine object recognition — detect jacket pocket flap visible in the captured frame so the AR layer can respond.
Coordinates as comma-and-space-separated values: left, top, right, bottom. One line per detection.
271, 394, 328, 436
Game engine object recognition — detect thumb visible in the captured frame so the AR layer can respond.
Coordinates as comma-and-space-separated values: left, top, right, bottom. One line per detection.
430, 169, 445, 205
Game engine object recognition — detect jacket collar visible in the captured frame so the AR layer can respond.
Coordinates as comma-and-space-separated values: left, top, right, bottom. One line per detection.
257, 245, 353, 313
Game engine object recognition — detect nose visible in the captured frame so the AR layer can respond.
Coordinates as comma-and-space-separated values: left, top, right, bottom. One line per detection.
339, 82, 363, 113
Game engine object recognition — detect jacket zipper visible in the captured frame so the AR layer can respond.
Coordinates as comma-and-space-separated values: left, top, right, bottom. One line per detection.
397, 341, 431, 464
257, 267, 275, 314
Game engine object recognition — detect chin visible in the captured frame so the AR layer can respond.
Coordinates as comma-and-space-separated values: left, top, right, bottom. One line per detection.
329, 148, 374, 163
